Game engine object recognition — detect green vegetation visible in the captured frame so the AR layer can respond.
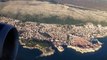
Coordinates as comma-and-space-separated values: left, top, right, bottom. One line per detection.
24, 38, 51, 48
1, 11, 107, 26
0, 10, 86, 25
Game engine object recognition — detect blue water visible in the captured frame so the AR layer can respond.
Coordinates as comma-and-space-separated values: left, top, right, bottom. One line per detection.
16, 45, 42, 60
16, 37, 107, 60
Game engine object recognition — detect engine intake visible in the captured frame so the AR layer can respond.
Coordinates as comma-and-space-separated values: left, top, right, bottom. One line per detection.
0, 23, 19, 60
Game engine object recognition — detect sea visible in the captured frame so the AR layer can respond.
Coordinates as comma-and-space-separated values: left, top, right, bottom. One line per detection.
16, 37, 107, 60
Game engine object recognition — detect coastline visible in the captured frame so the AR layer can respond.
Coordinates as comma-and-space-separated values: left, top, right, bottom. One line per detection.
23, 45, 55, 57
67, 45, 102, 53
1, 17, 107, 57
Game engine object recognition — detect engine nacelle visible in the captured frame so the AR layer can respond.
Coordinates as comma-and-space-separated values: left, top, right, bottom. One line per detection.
0, 23, 19, 60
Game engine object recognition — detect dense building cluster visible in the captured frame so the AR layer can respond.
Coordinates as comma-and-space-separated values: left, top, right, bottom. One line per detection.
0, 17, 107, 53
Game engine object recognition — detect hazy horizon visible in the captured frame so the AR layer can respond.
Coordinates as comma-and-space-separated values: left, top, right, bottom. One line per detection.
48, 0, 107, 11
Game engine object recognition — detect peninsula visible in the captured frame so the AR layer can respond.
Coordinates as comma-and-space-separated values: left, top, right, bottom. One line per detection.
1, 17, 107, 55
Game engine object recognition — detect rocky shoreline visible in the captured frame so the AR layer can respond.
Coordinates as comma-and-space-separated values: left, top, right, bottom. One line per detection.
67, 45, 102, 53
0, 17, 107, 56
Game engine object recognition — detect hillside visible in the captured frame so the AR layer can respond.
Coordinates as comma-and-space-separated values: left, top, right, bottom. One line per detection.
0, 1, 107, 25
